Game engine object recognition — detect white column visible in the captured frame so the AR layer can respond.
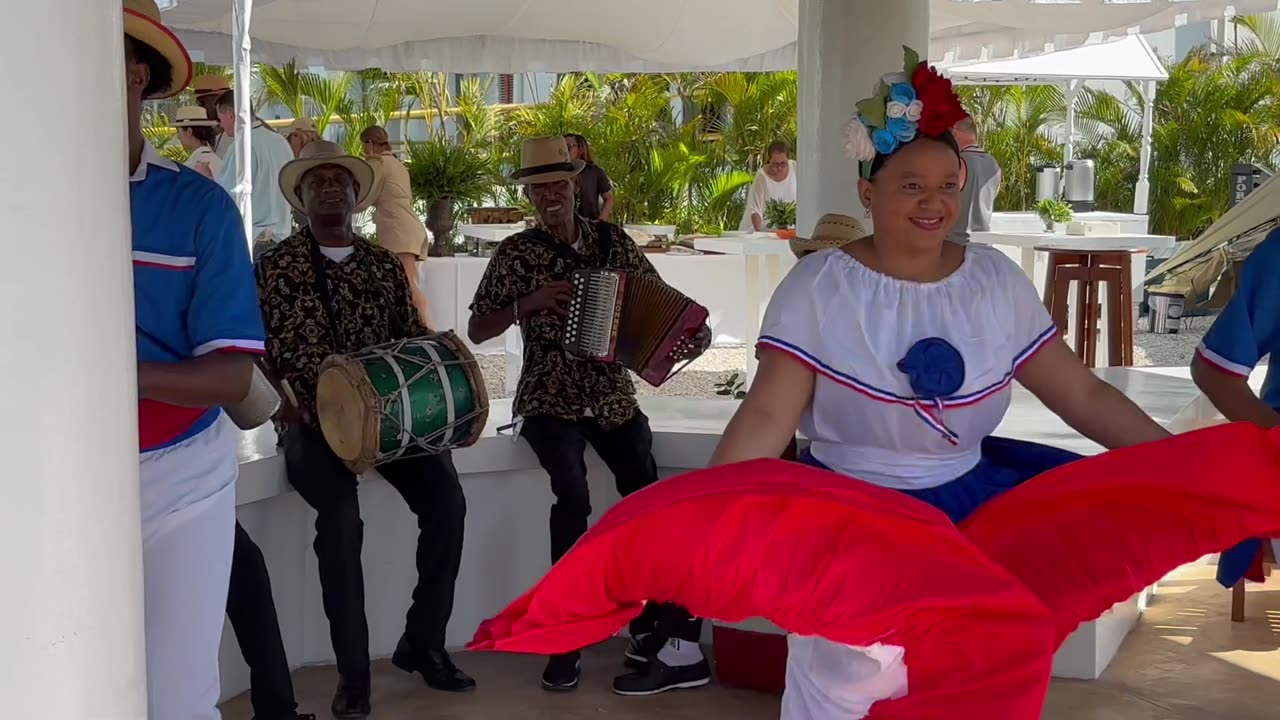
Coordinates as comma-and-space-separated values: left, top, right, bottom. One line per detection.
1133, 80, 1156, 215
796, 0, 930, 235
0, 2, 147, 718
232, 0, 255, 248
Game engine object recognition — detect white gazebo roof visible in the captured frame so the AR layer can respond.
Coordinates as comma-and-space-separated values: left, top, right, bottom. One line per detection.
161, 0, 1277, 72
943, 35, 1169, 86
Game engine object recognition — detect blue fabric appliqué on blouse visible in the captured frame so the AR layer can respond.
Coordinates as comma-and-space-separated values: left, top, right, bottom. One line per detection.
898, 337, 965, 444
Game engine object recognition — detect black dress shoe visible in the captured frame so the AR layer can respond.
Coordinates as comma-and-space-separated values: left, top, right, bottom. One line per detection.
330, 677, 370, 720
392, 636, 477, 692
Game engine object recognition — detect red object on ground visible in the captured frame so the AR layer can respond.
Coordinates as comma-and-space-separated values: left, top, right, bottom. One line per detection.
470, 424, 1280, 718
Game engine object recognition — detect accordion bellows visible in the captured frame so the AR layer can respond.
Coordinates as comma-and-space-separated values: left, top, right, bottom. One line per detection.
562, 268, 708, 386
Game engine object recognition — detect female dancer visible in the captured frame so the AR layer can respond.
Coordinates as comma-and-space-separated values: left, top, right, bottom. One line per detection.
469, 49, 1280, 719
709, 50, 1171, 718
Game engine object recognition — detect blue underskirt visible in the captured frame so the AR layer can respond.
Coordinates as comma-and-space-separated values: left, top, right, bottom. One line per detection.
797, 436, 1083, 524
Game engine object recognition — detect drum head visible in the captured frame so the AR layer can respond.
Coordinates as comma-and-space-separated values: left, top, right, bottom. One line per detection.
316, 357, 380, 473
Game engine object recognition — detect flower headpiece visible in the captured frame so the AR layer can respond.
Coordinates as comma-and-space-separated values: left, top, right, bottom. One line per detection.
844, 46, 969, 173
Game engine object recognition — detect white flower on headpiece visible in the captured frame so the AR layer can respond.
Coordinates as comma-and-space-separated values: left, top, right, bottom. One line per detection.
906, 100, 923, 122
843, 116, 876, 163
886, 101, 908, 119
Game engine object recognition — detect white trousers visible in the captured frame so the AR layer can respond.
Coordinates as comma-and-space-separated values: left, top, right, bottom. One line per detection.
139, 419, 237, 720
780, 635, 909, 720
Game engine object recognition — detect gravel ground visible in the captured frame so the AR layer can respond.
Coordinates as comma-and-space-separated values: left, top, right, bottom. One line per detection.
476, 315, 1219, 401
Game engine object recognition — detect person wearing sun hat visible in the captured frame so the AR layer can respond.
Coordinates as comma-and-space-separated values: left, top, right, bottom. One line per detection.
257, 140, 476, 718
122, 3, 286, 720
172, 105, 224, 177
705, 46, 1172, 718
192, 74, 235, 158
468, 135, 712, 696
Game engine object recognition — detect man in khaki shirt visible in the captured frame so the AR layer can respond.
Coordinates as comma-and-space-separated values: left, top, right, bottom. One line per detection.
359, 126, 430, 322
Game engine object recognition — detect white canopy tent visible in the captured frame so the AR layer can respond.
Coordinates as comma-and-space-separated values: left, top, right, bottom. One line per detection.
161, 0, 1276, 72
942, 35, 1169, 214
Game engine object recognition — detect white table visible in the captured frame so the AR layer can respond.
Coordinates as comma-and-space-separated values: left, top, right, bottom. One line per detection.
990, 211, 1151, 236
456, 223, 525, 244
694, 234, 797, 383
973, 231, 1177, 367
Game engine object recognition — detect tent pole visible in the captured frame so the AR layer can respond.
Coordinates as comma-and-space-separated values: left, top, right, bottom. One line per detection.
1134, 80, 1155, 216
232, 0, 254, 250
1063, 79, 1080, 164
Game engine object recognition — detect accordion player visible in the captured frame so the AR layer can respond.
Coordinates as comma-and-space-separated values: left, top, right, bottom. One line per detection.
562, 268, 710, 386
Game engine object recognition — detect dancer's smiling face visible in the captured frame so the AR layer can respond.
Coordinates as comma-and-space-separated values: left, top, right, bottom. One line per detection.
858, 135, 962, 251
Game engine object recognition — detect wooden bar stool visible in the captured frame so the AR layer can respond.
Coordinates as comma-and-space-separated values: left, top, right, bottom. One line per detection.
1037, 247, 1140, 368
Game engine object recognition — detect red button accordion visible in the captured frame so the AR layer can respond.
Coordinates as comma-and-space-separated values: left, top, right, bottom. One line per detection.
562, 268, 709, 387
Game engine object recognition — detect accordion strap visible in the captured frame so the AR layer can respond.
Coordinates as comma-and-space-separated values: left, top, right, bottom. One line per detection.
519, 220, 615, 267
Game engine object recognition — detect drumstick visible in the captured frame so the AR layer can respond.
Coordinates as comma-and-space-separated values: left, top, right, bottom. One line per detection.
279, 378, 300, 410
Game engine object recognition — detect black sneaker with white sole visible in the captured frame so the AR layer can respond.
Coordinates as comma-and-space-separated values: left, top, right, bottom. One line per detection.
623, 632, 666, 669
541, 651, 581, 692
612, 656, 712, 696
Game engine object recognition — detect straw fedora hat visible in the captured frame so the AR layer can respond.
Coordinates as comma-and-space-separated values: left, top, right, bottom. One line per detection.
123, 0, 192, 100
171, 106, 218, 128
278, 141, 375, 215
509, 135, 585, 185
286, 117, 318, 136
789, 213, 868, 258
192, 75, 231, 99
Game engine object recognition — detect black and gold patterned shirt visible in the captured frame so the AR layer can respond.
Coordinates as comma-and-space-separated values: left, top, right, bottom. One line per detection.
255, 227, 427, 414
470, 218, 657, 428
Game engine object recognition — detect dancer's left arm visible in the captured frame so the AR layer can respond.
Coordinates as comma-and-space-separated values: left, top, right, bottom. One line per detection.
1017, 339, 1170, 448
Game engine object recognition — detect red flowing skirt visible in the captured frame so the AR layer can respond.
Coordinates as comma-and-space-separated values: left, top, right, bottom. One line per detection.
470, 423, 1280, 718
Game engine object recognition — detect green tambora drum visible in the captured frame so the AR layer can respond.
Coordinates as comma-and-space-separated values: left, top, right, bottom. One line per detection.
315, 332, 490, 473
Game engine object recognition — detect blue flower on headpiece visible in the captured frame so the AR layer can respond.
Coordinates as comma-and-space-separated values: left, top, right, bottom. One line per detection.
871, 128, 899, 155
887, 116, 917, 143
889, 82, 917, 105
897, 338, 965, 401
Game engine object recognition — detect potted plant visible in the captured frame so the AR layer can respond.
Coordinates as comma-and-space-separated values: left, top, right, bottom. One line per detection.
405, 136, 497, 256
764, 198, 797, 239
1034, 198, 1072, 233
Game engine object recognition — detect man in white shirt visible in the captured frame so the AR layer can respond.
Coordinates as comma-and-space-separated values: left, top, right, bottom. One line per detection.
214, 90, 296, 258
740, 140, 798, 232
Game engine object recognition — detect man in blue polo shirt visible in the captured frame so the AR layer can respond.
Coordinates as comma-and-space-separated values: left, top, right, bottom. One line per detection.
1190, 226, 1280, 592
124, 2, 291, 718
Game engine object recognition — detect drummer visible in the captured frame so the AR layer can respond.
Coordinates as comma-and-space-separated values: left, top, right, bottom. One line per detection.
255, 141, 474, 719
468, 135, 712, 695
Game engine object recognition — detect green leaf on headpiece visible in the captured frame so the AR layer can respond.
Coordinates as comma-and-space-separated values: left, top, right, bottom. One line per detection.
876, 79, 890, 98
857, 97, 886, 128
903, 46, 921, 75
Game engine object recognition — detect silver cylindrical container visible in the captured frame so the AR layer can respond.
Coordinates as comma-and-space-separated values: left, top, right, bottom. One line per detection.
1035, 166, 1061, 202
1064, 159, 1096, 211
1147, 292, 1185, 334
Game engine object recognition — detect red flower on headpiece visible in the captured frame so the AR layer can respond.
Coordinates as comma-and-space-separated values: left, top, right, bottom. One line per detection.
911, 61, 969, 137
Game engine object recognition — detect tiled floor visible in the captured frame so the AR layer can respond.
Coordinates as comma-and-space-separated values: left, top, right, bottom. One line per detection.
221, 565, 1280, 719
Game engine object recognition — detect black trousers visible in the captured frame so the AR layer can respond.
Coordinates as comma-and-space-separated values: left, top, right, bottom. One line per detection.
283, 425, 467, 687
227, 523, 300, 720
520, 411, 702, 643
